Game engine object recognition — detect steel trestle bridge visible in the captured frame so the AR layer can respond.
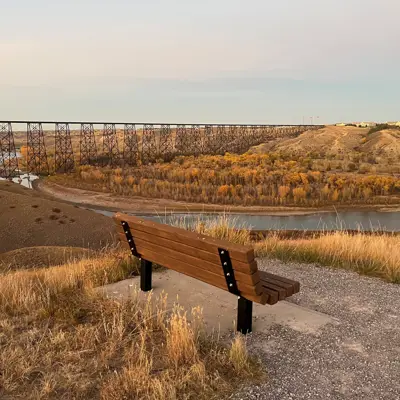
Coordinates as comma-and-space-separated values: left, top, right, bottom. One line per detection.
0, 120, 323, 179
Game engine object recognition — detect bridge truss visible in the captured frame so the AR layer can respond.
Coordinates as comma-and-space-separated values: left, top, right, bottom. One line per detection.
0, 120, 323, 178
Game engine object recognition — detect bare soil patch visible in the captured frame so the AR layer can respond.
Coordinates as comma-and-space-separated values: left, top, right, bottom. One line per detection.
0, 181, 116, 254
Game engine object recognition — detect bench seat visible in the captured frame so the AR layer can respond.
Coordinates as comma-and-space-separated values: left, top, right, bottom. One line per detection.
259, 271, 300, 304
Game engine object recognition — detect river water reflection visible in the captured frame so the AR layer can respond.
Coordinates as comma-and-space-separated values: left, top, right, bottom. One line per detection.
92, 209, 400, 232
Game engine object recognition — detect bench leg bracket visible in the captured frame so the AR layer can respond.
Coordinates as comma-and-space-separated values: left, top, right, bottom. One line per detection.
218, 248, 240, 295
141, 259, 152, 291
237, 297, 253, 334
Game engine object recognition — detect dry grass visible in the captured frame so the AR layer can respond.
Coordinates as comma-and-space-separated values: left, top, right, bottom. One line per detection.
171, 213, 251, 246
185, 215, 400, 283
255, 232, 400, 283
0, 246, 94, 272
0, 249, 262, 399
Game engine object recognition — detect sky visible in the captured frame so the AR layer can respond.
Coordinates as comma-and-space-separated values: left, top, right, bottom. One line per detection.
1, 0, 400, 124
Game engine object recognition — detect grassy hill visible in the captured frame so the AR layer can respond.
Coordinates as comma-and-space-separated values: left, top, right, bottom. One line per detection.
251, 125, 400, 167
0, 181, 115, 254
361, 129, 400, 161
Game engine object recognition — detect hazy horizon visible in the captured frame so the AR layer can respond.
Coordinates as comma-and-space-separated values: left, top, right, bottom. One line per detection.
1, 0, 400, 124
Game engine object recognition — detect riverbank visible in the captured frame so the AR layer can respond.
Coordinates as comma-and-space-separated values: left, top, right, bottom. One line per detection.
36, 179, 400, 216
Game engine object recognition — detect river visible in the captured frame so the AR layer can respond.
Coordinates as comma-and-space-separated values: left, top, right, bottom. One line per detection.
0, 152, 40, 188
0, 173, 39, 189
88, 209, 400, 232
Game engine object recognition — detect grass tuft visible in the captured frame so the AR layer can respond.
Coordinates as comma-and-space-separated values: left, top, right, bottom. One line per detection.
171, 213, 251, 245
229, 335, 252, 374
166, 306, 199, 368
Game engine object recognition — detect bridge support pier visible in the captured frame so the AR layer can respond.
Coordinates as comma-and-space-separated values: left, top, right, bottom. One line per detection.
123, 124, 139, 166
80, 123, 97, 166
55, 123, 75, 173
142, 124, 157, 164
102, 123, 120, 166
0, 123, 19, 179
27, 122, 49, 175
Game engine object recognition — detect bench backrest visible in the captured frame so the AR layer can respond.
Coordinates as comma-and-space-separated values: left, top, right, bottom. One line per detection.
114, 213, 268, 304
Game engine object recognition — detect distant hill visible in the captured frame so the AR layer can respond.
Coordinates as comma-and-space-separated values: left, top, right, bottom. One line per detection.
361, 129, 400, 161
250, 126, 400, 163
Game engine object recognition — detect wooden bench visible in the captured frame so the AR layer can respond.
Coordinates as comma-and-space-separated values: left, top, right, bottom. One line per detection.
114, 212, 300, 334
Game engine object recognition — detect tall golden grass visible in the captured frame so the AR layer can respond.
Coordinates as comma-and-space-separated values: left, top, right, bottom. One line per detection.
170, 213, 251, 245
0, 249, 262, 399
255, 232, 400, 283
185, 215, 400, 283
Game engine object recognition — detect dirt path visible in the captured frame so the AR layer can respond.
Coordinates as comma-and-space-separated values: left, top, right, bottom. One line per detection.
36, 180, 400, 216
332, 129, 349, 150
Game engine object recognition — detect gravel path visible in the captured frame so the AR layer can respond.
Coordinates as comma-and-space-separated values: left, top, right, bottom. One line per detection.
233, 260, 400, 400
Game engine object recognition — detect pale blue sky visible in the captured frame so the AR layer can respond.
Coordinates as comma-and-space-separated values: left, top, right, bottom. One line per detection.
1, 0, 399, 124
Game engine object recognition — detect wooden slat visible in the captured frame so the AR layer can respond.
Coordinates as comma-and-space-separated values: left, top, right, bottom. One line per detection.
118, 233, 260, 286
116, 224, 257, 274
261, 281, 286, 300
259, 271, 300, 294
262, 288, 279, 305
260, 276, 293, 297
260, 271, 300, 292
114, 213, 255, 263
120, 240, 263, 298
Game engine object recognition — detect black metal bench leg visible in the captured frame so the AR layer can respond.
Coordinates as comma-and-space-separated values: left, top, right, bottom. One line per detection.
140, 259, 152, 291
237, 297, 253, 334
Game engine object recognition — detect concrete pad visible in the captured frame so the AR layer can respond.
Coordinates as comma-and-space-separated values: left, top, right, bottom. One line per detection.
99, 270, 337, 334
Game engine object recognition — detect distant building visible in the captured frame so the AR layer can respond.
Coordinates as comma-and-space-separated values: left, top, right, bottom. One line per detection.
335, 122, 378, 127
387, 121, 400, 127
354, 122, 377, 128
